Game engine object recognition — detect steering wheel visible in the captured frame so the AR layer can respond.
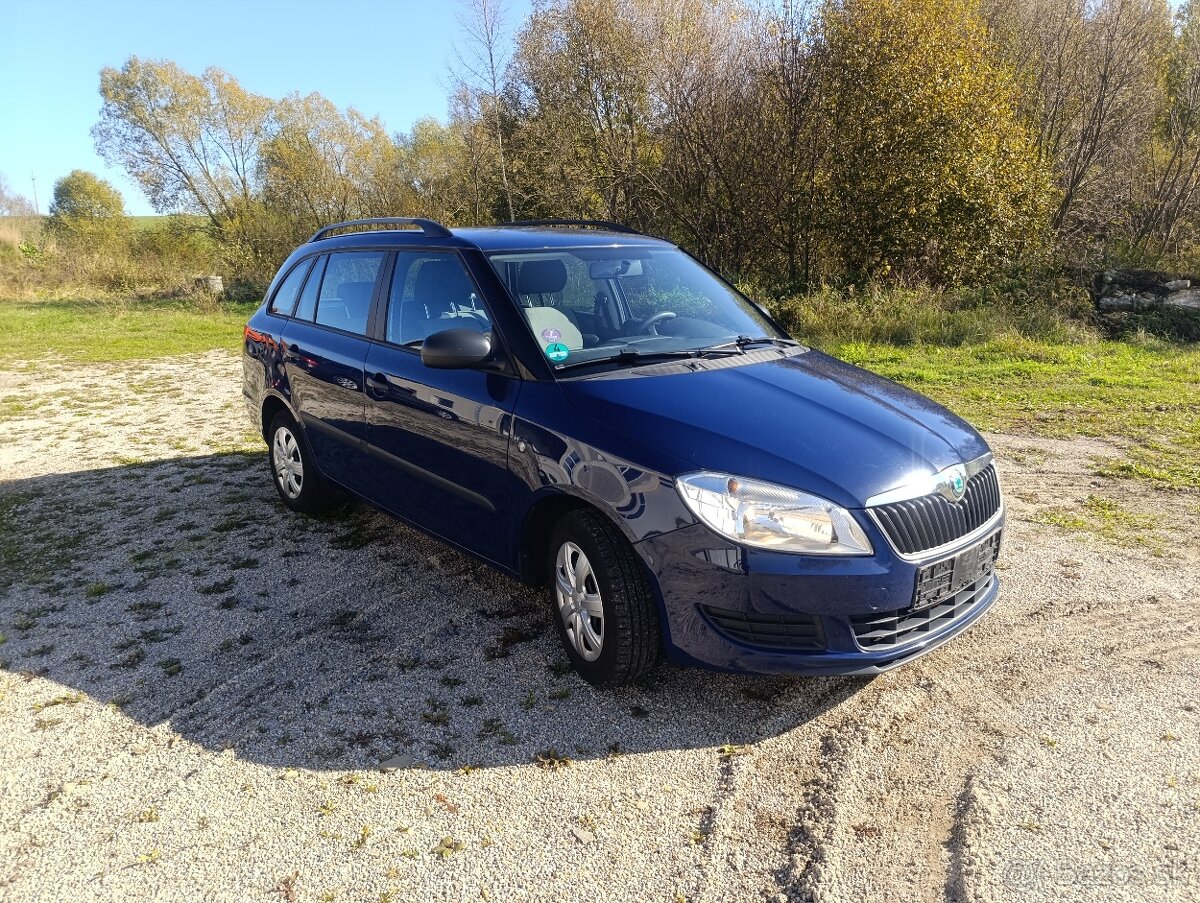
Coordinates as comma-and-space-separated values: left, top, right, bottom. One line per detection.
632, 311, 677, 335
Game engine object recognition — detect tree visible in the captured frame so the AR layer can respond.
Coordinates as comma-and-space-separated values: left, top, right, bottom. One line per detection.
46, 170, 129, 246
509, 0, 661, 223
817, 0, 1053, 283
0, 173, 37, 216
259, 93, 399, 235
640, 0, 827, 279
1130, 0, 1200, 256
751, 0, 827, 284
93, 56, 274, 225
985, 0, 1173, 250
453, 0, 517, 220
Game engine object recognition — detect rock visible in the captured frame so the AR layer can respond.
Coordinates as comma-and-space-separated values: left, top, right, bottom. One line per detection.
570, 826, 595, 844
379, 752, 420, 773
1097, 293, 1135, 311
1093, 268, 1200, 329
1166, 288, 1200, 311
195, 275, 224, 295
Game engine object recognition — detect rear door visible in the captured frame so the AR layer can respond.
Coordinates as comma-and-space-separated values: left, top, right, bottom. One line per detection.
282, 250, 386, 496
362, 249, 522, 564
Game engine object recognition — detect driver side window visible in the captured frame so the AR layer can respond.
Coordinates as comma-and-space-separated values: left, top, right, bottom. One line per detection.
385, 252, 489, 346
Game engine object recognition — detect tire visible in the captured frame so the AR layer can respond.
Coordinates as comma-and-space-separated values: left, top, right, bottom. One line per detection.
266, 411, 335, 514
547, 509, 661, 687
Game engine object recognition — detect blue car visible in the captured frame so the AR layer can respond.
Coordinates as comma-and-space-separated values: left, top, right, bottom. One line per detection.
243, 218, 1003, 686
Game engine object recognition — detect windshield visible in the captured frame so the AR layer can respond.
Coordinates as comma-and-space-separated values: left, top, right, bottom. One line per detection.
486, 247, 784, 370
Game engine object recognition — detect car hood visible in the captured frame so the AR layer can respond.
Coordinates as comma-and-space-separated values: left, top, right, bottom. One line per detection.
560, 349, 990, 510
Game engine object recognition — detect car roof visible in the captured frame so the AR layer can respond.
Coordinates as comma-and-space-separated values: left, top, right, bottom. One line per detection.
452, 226, 672, 252
297, 223, 674, 255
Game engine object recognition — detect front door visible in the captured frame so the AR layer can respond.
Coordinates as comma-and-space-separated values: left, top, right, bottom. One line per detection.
362, 250, 521, 564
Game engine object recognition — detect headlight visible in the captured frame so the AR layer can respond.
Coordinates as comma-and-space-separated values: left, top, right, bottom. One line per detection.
675, 472, 873, 555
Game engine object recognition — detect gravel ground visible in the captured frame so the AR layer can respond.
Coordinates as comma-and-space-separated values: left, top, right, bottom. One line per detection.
0, 351, 1197, 903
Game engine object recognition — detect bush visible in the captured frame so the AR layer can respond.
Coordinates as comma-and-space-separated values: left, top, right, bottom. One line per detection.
0, 212, 222, 301
764, 274, 1098, 350
46, 170, 130, 252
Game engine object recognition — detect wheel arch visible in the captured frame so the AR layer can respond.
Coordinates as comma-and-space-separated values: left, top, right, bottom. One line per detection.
260, 393, 296, 442
518, 491, 647, 587
518, 487, 667, 600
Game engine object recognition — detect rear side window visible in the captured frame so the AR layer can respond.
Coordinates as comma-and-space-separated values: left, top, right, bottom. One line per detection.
314, 252, 385, 336
267, 259, 313, 316
294, 255, 326, 322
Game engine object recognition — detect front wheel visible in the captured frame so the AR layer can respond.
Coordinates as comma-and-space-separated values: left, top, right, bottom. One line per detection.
267, 412, 335, 514
548, 510, 661, 687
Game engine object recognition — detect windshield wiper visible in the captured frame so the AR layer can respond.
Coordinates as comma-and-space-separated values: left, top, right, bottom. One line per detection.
554, 345, 741, 372
700, 335, 802, 353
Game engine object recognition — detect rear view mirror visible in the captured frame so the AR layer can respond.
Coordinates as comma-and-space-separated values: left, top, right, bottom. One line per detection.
588, 259, 643, 279
421, 328, 492, 369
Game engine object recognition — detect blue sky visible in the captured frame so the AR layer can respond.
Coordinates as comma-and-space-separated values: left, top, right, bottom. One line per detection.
0, 0, 533, 216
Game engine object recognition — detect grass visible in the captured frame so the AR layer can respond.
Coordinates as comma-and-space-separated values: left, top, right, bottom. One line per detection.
0, 297, 256, 364
827, 336, 1200, 489
1035, 495, 1164, 553
0, 292, 1196, 490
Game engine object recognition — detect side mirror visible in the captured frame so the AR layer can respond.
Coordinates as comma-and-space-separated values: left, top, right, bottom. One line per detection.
421, 328, 492, 369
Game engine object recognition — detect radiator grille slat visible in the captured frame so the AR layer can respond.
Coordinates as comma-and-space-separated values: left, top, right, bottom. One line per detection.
871, 463, 1001, 556
851, 574, 994, 648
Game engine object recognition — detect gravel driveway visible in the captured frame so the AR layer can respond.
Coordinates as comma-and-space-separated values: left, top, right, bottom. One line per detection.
1, 351, 1197, 903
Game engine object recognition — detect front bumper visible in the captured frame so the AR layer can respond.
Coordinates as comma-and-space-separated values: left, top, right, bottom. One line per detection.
634, 513, 1003, 675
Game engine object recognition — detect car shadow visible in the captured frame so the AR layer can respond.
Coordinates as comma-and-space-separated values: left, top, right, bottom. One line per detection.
0, 451, 870, 772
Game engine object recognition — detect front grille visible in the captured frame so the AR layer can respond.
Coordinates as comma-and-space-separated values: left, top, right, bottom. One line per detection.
700, 605, 825, 651
851, 573, 994, 648
871, 463, 1001, 555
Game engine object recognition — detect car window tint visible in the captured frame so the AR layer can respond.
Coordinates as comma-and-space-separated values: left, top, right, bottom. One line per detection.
386, 252, 489, 345
314, 251, 384, 335
293, 255, 326, 322
267, 258, 313, 316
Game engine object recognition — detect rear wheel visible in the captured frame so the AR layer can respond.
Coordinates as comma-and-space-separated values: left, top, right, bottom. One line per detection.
547, 510, 661, 686
267, 412, 335, 514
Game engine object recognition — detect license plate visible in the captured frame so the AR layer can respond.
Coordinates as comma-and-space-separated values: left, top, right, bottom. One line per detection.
911, 531, 1001, 612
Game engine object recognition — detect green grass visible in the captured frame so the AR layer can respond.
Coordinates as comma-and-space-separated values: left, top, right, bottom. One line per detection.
1034, 494, 1163, 553
830, 337, 1200, 489
0, 297, 256, 363
1, 294, 1196, 489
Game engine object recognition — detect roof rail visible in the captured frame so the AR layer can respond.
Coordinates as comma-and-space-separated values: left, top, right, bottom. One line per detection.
308, 217, 453, 242
503, 219, 643, 235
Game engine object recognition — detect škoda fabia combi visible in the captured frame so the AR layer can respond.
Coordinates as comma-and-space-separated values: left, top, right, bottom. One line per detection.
243, 218, 1003, 686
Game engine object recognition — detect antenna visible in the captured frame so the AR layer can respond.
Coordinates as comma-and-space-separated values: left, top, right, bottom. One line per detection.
30, 172, 39, 215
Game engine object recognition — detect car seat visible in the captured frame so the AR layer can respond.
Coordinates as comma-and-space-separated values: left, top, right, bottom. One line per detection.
516, 259, 591, 348
397, 260, 487, 343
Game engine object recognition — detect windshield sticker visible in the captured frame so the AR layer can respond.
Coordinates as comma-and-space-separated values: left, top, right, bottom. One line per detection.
540, 327, 562, 342
545, 342, 570, 363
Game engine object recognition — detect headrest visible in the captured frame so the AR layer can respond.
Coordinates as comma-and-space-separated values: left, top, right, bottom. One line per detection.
517, 259, 568, 295
414, 260, 475, 308
336, 281, 374, 306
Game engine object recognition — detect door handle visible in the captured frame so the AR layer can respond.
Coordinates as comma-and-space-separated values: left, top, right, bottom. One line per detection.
365, 372, 391, 393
